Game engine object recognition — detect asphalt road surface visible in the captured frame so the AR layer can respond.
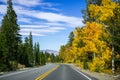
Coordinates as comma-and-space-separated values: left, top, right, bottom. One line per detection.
0, 64, 57, 80
0, 64, 97, 80
43, 64, 96, 80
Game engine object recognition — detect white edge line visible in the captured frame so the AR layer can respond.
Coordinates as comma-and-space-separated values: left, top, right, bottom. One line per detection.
0, 68, 39, 78
71, 67, 92, 80
0, 64, 52, 78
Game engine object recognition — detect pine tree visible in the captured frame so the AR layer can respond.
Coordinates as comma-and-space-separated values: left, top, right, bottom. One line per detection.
40, 51, 46, 65
28, 32, 34, 66
68, 31, 74, 47
0, 0, 21, 70
34, 42, 40, 65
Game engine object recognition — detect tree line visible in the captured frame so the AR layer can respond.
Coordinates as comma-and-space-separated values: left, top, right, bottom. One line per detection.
59, 0, 120, 74
0, 0, 59, 71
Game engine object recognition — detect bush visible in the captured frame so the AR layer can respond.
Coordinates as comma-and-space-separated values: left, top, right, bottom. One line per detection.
0, 63, 8, 72
9, 61, 18, 71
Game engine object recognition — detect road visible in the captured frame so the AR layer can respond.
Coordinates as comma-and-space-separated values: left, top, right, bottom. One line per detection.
43, 64, 96, 80
0, 64, 97, 80
0, 64, 57, 80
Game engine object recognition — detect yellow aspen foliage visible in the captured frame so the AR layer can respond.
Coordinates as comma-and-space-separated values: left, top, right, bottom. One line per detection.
84, 41, 97, 53
82, 22, 103, 53
72, 22, 112, 71
88, 0, 117, 21
116, 54, 120, 59
48, 57, 51, 62
59, 22, 112, 72
71, 27, 85, 58
83, 22, 102, 39
102, 48, 112, 61
77, 47, 85, 57
88, 57, 105, 72
102, 0, 111, 5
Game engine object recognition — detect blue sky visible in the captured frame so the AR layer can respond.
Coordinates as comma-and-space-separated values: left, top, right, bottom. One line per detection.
0, 0, 86, 51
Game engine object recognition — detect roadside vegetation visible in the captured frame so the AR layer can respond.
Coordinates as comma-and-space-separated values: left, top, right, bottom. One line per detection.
0, 0, 59, 72
59, 0, 120, 74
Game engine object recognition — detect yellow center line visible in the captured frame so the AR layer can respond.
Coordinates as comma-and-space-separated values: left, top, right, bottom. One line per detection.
35, 65, 59, 80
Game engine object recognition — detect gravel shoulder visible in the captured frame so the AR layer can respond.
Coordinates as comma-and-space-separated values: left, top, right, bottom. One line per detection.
74, 65, 120, 80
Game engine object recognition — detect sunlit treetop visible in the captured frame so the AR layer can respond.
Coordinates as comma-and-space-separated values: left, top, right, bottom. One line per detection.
88, 0, 117, 21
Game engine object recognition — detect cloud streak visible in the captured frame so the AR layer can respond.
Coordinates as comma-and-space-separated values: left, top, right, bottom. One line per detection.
0, 0, 83, 36
20, 32, 46, 36
20, 26, 66, 36
0, 0, 53, 7
13, 5, 83, 27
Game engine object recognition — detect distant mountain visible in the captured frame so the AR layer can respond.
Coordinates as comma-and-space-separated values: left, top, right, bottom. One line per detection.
42, 49, 59, 55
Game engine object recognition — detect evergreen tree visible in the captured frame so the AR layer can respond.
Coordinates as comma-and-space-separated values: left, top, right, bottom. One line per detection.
0, 0, 21, 70
68, 31, 74, 47
40, 51, 46, 65
18, 38, 30, 67
28, 32, 33, 66
34, 42, 40, 65
50, 53, 55, 63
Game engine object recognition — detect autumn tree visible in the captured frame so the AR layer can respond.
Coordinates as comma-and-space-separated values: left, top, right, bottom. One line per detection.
59, 45, 66, 62
88, 0, 120, 72
82, 0, 102, 23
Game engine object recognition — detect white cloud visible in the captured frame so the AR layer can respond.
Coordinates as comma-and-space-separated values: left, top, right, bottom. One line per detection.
1, 0, 53, 7
20, 25, 49, 28
41, 6, 60, 11
0, 5, 7, 14
12, 6, 83, 27
0, 16, 3, 21
20, 25, 66, 36
36, 12, 83, 27
0, 0, 84, 37
21, 27, 66, 33
15, 0, 41, 7
18, 17, 32, 23
0, 1, 83, 27
43, 22, 64, 26
20, 32, 46, 36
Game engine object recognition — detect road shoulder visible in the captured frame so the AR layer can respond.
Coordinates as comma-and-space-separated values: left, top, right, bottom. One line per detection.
72, 64, 115, 80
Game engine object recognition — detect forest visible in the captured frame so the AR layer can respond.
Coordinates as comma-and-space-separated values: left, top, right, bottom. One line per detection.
59, 0, 120, 74
0, 0, 59, 71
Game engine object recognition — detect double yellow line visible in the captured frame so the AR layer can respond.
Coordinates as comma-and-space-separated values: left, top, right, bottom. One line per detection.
35, 65, 59, 80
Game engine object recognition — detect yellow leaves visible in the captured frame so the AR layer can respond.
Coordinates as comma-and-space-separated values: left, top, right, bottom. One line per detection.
116, 54, 120, 59
102, 48, 112, 61
84, 40, 97, 52
47, 57, 51, 62
88, 4, 101, 19
77, 47, 85, 56
83, 22, 102, 39
88, 57, 105, 72
102, 0, 112, 5
71, 22, 112, 71
72, 22, 110, 58
82, 22, 103, 53
88, 0, 117, 21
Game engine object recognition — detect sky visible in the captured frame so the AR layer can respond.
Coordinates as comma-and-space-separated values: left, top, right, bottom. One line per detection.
0, 0, 86, 51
